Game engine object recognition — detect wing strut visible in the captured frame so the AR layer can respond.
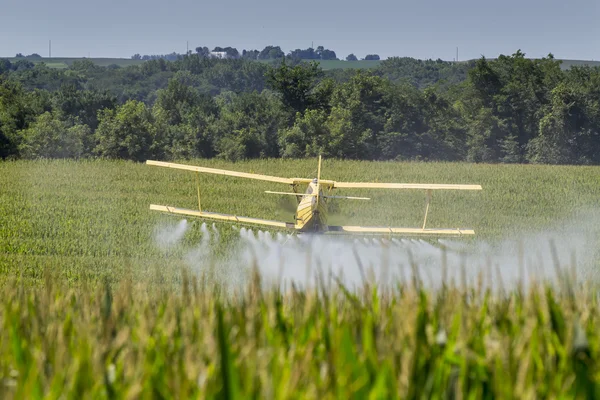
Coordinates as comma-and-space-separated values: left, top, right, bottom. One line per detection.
422, 189, 432, 229
196, 172, 202, 212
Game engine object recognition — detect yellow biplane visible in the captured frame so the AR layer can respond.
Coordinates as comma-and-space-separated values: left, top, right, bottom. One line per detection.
146, 156, 482, 236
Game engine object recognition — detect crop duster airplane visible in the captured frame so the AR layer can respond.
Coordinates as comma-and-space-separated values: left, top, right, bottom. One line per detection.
146, 156, 482, 236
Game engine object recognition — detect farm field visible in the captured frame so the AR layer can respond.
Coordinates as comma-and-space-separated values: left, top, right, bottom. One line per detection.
1, 158, 600, 397
1, 157, 599, 284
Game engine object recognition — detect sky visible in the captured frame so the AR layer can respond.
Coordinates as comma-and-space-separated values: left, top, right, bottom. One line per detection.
1, 0, 598, 61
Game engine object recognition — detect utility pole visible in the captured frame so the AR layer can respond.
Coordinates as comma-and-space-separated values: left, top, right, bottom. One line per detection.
49, 40, 51, 58
456, 47, 459, 62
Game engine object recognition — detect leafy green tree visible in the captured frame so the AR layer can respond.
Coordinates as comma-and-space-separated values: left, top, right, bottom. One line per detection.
94, 100, 156, 161
326, 72, 389, 158
259, 46, 284, 60
279, 109, 329, 157
212, 91, 286, 160
152, 72, 219, 159
242, 50, 260, 60
464, 108, 508, 162
153, 72, 203, 125
19, 112, 88, 159
265, 60, 322, 115
52, 84, 117, 130
70, 59, 97, 72
346, 54, 358, 61
0, 78, 38, 158
12, 59, 34, 71
379, 83, 428, 160
195, 46, 210, 57
365, 54, 380, 61
319, 49, 337, 60
526, 81, 594, 164
0, 59, 11, 74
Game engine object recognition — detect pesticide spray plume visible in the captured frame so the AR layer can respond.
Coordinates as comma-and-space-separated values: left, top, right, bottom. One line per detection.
153, 207, 600, 295
153, 219, 189, 250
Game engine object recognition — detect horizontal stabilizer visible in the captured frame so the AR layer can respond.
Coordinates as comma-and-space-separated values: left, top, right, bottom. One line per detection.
265, 191, 316, 197
324, 195, 370, 200
265, 191, 370, 200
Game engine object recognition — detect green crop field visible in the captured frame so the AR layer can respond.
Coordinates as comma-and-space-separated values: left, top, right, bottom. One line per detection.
1, 158, 600, 398
312, 59, 382, 70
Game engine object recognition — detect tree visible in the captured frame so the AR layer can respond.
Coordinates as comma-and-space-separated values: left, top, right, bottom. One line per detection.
265, 60, 322, 115
195, 46, 210, 57
259, 46, 284, 60
0, 59, 11, 74
94, 100, 156, 161
12, 59, 34, 71
365, 54, 380, 61
320, 49, 337, 60
0, 78, 37, 158
242, 50, 259, 60
52, 84, 117, 130
19, 112, 88, 159
213, 91, 286, 160
279, 109, 329, 157
346, 54, 358, 61
153, 72, 202, 125
326, 72, 390, 159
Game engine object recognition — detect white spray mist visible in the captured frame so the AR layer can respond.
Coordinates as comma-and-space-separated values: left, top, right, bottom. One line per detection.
153, 207, 600, 293
153, 219, 189, 250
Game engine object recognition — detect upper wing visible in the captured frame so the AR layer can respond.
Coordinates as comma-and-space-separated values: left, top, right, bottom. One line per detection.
331, 182, 482, 190
146, 160, 295, 185
327, 225, 475, 236
287, 179, 482, 190
150, 204, 296, 230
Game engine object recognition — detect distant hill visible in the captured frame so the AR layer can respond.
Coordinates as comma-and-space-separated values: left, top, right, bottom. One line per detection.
6, 57, 146, 69
4, 56, 599, 71
548, 59, 600, 69
465, 58, 600, 70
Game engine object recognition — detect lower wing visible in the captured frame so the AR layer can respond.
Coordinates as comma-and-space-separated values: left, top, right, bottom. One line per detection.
150, 204, 296, 230
326, 225, 475, 236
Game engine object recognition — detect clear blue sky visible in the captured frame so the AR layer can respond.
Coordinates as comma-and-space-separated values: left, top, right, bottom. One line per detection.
1, 0, 598, 61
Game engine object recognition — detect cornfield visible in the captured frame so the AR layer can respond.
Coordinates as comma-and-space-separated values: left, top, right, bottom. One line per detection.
1, 158, 600, 398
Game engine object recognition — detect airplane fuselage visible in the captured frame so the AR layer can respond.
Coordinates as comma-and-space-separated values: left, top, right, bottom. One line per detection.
294, 179, 328, 232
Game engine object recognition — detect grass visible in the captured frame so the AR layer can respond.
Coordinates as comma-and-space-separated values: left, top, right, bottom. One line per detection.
1, 158, 600, 397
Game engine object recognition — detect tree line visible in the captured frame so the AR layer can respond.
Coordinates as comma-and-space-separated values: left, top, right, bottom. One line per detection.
131, 44, 377, 62
0, 50, 598, 164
